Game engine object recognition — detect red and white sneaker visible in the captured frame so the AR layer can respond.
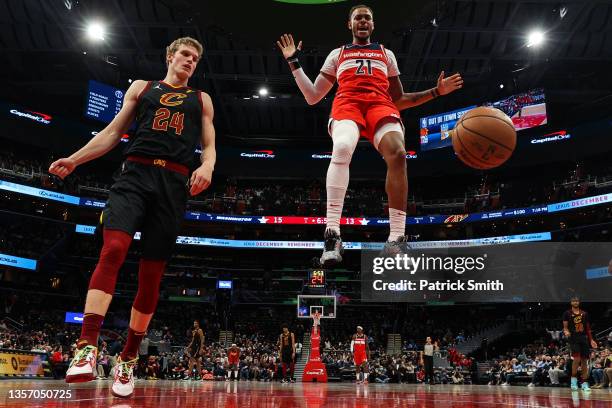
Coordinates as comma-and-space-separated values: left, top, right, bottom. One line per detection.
65, 345, 98, 383
111, 357, 138, 398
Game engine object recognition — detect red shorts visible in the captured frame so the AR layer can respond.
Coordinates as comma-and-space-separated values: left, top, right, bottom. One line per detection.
229, 358, 239, 366
353, 353, 367, 366
329, 92, 402, 144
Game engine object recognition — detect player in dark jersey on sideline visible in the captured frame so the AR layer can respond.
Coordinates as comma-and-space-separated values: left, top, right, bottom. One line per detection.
185, 320, 205, 381
277, 5, 463, 265
563, 296, 597, 392
278, 325, 296, 383
49, 37, 216, 398
351, 326, 370, 384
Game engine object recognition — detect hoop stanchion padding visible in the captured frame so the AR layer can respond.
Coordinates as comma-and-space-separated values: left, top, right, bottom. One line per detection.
302, 326, 328, 382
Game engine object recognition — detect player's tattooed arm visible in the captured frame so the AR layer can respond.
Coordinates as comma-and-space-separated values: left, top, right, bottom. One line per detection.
390, 71, 463, 111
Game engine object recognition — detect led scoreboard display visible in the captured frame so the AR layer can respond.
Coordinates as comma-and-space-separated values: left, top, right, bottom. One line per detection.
308, 269, 326, 288
85, 80, 124, 124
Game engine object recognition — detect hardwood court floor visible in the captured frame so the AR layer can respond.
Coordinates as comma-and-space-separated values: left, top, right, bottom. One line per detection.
1, 379, 611, 407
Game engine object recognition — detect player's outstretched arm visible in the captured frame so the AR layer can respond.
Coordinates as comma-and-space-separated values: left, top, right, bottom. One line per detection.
49, 80, 146, 179
190, 92, 216, 196
276, 34, 334, 105
390, 71, 463, 111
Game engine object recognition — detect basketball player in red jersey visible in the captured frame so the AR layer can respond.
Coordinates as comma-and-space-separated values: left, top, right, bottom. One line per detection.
49, 37, 216, 398
351, 326, 370, 384
227, 343, 241, 381
278, 5, 463, 265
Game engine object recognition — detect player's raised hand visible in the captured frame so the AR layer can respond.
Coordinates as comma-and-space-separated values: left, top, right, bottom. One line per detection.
436, 71, 463, 96
276, 34, 302, 60
49, 157, 77, 179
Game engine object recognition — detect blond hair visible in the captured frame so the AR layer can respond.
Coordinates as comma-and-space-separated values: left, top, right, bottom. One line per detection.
166, 37, 203, 65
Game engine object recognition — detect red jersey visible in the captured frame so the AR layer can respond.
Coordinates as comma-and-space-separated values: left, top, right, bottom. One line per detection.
353, 334, 367, 355
228, 348, 240, 364
321, 43, 400, 100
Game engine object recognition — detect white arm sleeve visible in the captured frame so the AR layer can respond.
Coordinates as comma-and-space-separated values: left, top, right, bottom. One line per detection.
350, 340, 355, 352
292, 69, 334, 105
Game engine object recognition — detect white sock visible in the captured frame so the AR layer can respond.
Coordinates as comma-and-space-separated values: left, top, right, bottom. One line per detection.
388, 208, 407, 241
326, 120, 359, 235
356, 372, 361, 381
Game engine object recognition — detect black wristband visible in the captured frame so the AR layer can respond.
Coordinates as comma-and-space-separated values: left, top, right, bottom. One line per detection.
431, 88, 440, 98
286, 49, 302, 69
287, 58, 301, 70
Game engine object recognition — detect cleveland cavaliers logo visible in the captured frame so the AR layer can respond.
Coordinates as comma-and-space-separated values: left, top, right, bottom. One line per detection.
159, 93, 188, 107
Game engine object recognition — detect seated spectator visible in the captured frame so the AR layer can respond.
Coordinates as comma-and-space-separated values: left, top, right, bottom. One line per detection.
548, 357, 568, 386
147, 356, 160, 380
373, 363, 390, 383
451, 369, 464, 384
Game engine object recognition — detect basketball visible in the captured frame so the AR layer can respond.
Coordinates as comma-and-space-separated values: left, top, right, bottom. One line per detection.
452, 106, 517, 169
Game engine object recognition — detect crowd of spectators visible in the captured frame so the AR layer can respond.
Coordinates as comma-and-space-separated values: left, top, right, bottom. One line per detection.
484, 331, 612, 388
3, 150, 612, 218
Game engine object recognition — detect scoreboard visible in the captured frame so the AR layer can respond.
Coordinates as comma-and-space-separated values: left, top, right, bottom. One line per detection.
85, 80, 124, 124
307, 269, 326, 288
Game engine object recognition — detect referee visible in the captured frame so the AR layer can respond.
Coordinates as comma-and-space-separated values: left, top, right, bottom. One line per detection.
420, 336, 438, 385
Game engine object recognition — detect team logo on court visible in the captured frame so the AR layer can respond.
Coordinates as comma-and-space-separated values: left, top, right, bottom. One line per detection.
444, 214, 469, 223
159, 93, 188, 106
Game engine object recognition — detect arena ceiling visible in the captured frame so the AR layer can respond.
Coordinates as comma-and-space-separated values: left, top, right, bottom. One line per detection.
0, 0, 611, 146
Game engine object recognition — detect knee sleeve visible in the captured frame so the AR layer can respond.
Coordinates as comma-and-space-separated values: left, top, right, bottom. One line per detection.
373, 119, 404, 151
133, 259, 166, 314
88, 229, 132, 294
327, 120, 359, 192
330, 120, 359, 165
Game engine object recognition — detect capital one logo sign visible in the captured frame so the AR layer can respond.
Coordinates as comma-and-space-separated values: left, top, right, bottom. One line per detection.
10, 109, 52, 124
312, 152, 332, 159
306, 368, 324, 375
531, 130, 571, 144
91, 130, 129, 142
240, 150, 276, 159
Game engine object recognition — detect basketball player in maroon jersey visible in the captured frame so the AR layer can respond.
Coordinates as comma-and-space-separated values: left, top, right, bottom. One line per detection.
278, 5, 463, 265
49, 37, 216, 398
563, 296, 597, 391
279, 325, 296, 383
351, 326, 370, 384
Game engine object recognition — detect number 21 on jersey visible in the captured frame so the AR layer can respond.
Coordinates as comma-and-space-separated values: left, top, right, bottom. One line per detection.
355, 59, 373, 75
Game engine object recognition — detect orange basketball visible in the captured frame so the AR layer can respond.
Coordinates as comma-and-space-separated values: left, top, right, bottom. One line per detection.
452, 106, 517, 169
